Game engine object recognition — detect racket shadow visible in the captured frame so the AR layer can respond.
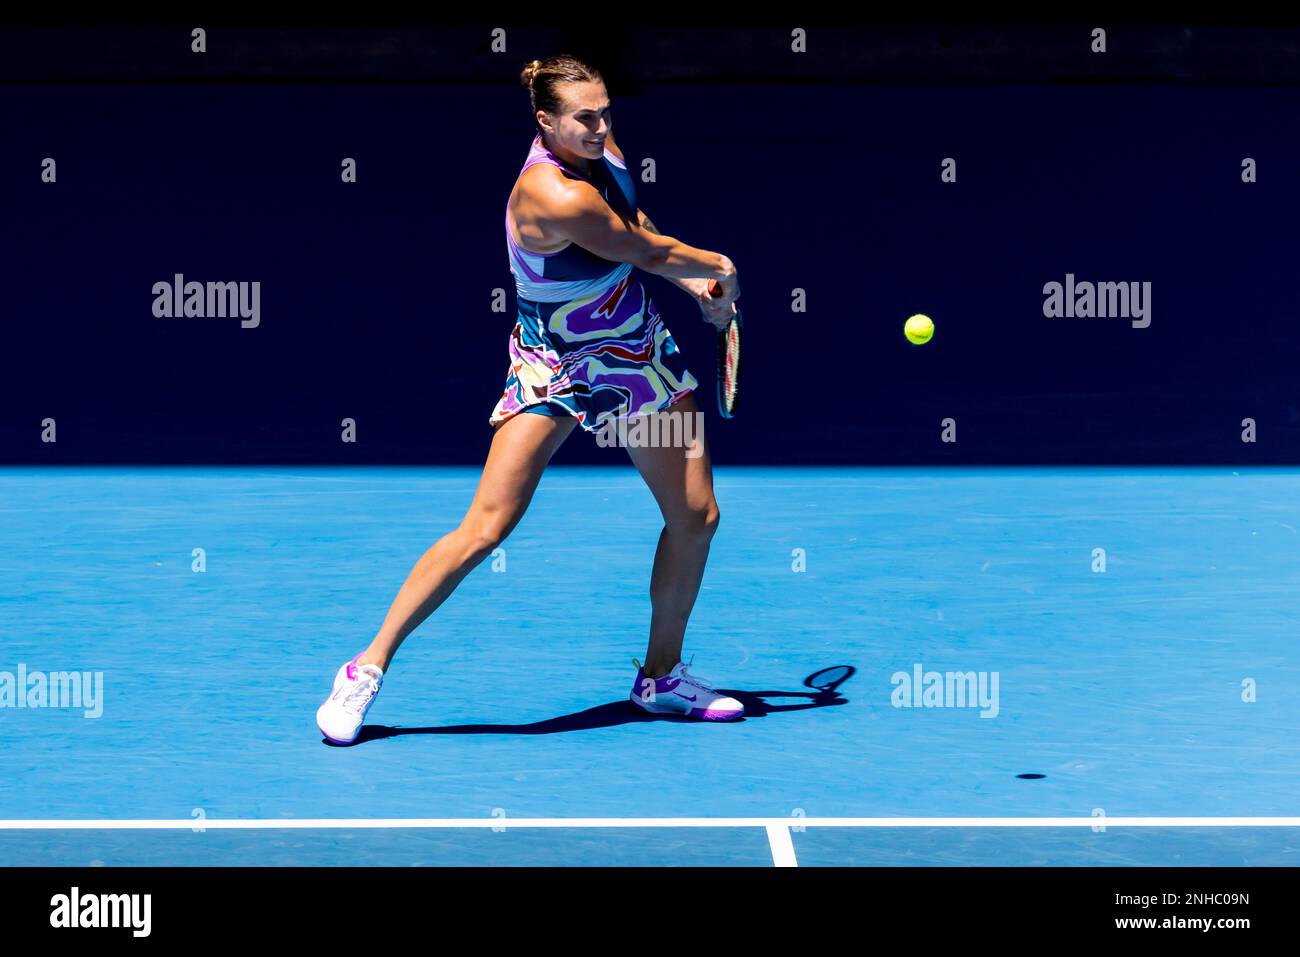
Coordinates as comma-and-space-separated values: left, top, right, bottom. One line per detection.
725, 664, 856, 718
329, 665, 856, 745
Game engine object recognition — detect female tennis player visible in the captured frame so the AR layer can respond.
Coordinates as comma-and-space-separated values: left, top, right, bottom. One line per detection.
317, 54, 742, 744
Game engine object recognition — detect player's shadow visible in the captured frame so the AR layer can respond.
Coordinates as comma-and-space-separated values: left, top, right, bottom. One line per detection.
328, 665, 856, 746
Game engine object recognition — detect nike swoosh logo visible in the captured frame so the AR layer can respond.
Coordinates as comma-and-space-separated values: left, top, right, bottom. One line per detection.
674, 692, 697, 702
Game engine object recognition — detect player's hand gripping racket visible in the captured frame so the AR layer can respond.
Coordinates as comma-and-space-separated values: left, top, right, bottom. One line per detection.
708, 279, 742, 419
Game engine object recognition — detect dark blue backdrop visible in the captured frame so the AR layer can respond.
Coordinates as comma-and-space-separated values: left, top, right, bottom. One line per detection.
5, 80, 1298, 463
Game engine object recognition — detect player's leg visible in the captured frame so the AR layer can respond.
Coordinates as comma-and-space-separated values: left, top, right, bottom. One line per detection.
358, 410, 577, 672
316, 408, 574, 743
624, 393, 743, 720
623, 393, 720, 679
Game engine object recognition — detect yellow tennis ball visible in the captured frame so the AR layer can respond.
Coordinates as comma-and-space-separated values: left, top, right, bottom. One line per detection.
904, 313, 934, 345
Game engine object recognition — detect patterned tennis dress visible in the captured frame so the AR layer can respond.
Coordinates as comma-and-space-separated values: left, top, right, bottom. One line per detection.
489, 133, 698, 432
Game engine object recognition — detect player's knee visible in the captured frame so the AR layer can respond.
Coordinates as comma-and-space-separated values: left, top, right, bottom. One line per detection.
461, 522, 507, 564
671, 500, 719, 542
702, 501, 721, 539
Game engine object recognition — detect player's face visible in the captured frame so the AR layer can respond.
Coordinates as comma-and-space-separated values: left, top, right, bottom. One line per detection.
542, 81, 611, 160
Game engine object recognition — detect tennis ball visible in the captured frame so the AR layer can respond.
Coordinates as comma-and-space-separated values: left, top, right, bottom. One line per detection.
904, 313, 934, 345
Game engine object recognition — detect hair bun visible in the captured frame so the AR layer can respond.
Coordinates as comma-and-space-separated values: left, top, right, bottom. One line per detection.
521, 56, 602, 132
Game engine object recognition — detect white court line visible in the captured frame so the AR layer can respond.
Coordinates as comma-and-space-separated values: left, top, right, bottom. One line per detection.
1, 817, 1299, 829
766, 824, 798, 866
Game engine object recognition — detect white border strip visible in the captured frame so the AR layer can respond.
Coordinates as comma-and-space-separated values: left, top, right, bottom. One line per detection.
1, 817, 1298, 829
766, 824, 798, 866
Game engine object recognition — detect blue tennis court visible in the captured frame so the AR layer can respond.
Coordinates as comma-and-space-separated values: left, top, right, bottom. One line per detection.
2, 466, 1297, 865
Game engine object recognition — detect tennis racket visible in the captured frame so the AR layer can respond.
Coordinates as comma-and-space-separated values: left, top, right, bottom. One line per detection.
708, 279, 742, 419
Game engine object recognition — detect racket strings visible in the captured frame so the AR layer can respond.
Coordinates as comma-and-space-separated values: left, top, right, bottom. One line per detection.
723, 324, 740, 404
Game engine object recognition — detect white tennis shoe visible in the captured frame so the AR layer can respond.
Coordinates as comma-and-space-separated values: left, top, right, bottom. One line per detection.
316, 654, 384, 744
629, 655, 744, 720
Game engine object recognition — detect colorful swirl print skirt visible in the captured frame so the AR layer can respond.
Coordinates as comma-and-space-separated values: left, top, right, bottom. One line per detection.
489, 274, 698, 432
